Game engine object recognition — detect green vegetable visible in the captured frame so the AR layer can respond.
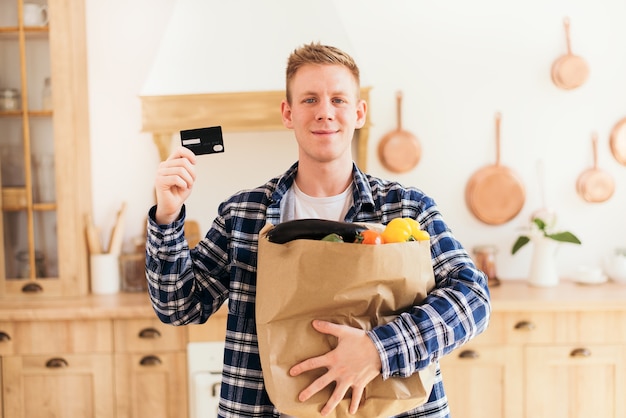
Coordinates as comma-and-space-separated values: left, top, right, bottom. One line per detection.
321, 233, 344, 242
266, 219, 367, 244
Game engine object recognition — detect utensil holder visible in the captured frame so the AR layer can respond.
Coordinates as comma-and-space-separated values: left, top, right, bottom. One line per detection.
90, 254, 121, 294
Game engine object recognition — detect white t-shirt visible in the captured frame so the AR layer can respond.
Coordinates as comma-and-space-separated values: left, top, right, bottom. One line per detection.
280, 181, 353, 222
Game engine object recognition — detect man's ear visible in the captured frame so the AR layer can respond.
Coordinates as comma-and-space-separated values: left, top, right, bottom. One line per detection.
355, 99, 367, 129
281, 100, 294, 129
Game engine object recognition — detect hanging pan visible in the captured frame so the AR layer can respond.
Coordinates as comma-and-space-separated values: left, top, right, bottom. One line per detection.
551, 17, 589, 90
465, 112, 525, 225
609, 117, 626, 166
576, 132, 614, 203
378, 91, 421, 173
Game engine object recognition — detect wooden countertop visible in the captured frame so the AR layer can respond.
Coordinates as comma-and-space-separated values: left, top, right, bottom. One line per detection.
0, 292, 157, 321
1, 280, 625, 321
489, 279, 626, 312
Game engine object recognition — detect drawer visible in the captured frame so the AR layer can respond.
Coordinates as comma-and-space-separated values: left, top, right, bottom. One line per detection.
0, 322, 15, 355
8, 320, 112, 355
462, 312, 508, 346
498, 311, 626, 345
114, 319, 187, 353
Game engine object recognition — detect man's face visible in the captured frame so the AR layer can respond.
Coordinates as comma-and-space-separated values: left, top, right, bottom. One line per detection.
281, 64, 366, 165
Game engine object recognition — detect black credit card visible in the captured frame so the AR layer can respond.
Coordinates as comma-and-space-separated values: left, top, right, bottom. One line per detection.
180, 126, 224, 155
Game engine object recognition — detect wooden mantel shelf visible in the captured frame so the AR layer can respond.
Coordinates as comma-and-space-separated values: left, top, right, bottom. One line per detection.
139, 88, 372, 169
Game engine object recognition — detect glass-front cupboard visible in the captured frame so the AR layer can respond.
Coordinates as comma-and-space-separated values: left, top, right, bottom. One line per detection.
0, 0, 92, 298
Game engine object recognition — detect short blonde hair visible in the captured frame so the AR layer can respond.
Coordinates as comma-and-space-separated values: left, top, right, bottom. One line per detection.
285, 42, 360, 103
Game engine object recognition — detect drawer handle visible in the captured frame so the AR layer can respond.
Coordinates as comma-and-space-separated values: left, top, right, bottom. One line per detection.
140, 355, 162, 366
570, 348, 591, 358
138, 327, 162, 339
0, 331, 11, 342
458, 349, 480, 359
46, 357, 69, 368
21, 282, 43, 293
514, 320, 536, 331
212, 382, 221, 397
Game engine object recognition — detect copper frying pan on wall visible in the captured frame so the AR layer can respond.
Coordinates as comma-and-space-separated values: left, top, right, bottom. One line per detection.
576, 133, 615, 203
610, 117, 626, 166
465, 112, 525, 225
378, 91, 421, 173
551, 17, 589, 90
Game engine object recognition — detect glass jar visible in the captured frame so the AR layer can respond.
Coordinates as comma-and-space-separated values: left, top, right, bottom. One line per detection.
0, 88, 21, 111
473, 245, 500, 286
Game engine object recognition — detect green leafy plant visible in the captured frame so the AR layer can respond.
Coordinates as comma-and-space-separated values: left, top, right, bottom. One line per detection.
511, 218, 581, 255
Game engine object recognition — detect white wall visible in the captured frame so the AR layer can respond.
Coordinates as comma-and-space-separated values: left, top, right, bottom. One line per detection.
86, 0, 626, 281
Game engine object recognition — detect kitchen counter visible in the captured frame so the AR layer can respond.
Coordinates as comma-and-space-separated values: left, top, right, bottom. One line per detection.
0, 291, 229, 321
489, 279, 626, 312
0, 292, 156, 321
1, 280, 624, 321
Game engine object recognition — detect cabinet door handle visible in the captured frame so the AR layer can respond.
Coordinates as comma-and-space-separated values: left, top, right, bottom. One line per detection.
0, 331, 11, 342
570, 347, 591, 358
514, 320, 536, 331
46, 357, 69, 368
458, 349, 480, 359
138, 327, 161, 339
139, 355, 162, 366
21, 282, 43, 293
212, 382, 221, 397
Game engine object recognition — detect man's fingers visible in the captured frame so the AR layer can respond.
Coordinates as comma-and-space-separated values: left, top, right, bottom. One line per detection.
319, 387, 346, 417
294, 371, 334, 402
312, 319, 338, 335
289, 354, 326, 377
348, 386, 364, 414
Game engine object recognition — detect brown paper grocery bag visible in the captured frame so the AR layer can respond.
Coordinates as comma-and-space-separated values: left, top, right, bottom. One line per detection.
256, 223, 437, 417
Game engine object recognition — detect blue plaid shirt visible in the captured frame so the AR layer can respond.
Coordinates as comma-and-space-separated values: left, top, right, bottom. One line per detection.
146, 162, 491, 417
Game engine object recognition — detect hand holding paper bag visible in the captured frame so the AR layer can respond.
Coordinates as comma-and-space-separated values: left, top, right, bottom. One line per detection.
289, 319, 382, 415
256, 223, 437, 417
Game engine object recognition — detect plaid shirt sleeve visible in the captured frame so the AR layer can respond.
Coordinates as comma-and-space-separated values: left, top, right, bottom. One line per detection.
145, 205, 231, 325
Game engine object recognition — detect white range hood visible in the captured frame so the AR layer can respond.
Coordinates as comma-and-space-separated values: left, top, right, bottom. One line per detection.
141, 0, 358, 96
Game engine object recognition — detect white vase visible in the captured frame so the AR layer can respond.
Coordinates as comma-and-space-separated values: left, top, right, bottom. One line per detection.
528, 237, 559, 287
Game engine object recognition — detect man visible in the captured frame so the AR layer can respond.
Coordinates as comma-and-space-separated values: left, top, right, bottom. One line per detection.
147, 42, 491, 417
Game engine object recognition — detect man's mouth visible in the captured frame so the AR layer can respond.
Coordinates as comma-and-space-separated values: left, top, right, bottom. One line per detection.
312, 129, 339, 135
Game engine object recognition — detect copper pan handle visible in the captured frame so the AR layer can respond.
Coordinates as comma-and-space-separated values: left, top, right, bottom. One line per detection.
494, 112, 502, 166
563, 17, 573, 55
396, 90, 403, 130
591, 132, 599, 169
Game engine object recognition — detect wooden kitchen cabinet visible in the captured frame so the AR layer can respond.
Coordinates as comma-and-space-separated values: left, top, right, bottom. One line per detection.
2, 354, 114, 418
525, 344, 625, 418
114, 319, 189, 418
0, 295, 231, 418
0, 319, 114, 418
441, 343, 524, 418
0, 0, 92, 298
0, 298, 202, 418
2, 284, 625, 417
440, 283, 626, 418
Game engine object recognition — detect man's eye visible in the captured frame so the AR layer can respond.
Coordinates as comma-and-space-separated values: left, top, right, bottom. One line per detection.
332, 98, 346, 104
303, 98, 316, 104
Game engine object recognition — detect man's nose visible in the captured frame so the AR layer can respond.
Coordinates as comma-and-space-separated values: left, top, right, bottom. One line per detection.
316, 101, 335, 120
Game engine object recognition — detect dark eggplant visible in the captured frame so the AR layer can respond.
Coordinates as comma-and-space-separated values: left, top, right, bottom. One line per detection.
265, 219, 368, 244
